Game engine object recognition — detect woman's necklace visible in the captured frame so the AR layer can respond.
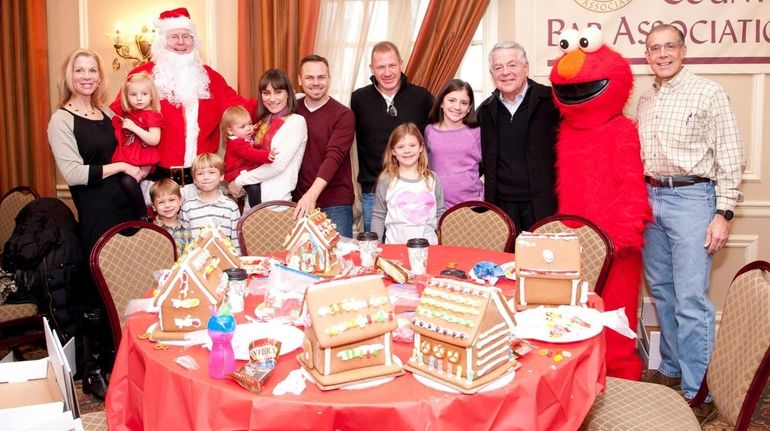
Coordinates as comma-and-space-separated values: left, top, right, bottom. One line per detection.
66, 102, 98, 118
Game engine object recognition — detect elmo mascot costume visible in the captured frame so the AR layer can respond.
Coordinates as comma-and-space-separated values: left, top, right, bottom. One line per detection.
550, 28, 651, 380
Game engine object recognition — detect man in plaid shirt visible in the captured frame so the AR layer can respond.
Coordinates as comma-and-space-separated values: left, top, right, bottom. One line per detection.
637, 24, 745, 406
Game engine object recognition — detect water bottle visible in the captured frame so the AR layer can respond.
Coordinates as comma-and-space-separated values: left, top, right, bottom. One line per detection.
207, 308, 236, 379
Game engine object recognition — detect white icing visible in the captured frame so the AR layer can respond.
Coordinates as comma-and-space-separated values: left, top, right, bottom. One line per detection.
491, 291, 516, 332
571, 279, 579, 305
385, 333, 392, 366
519, 278, 527, 305
466, 347, 473, 379
324, 348, 331, 376
478, 322, 506, 340
477, 354, 511, 377
170, 298, 199, 309
173, 315, 201, 328
477, 337, 509, 361
476, 329, 510, 350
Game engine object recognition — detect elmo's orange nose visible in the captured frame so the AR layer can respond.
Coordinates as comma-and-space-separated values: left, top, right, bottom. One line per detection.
556, 50, 586, 80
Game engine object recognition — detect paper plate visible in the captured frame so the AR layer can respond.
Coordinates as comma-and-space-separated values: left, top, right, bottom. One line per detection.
204, 322, 304, 360
300, 356, 403, 391
412, 369, 515, 394
515, 306, 603, 343
145, 322, 209, 346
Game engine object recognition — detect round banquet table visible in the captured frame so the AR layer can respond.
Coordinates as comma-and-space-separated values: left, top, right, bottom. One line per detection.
105, 245, 606, 431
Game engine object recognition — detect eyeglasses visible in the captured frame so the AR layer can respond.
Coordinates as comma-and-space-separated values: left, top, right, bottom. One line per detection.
647, 42, 681, 55
387, 101, 398, 117
167, 33, 193, 42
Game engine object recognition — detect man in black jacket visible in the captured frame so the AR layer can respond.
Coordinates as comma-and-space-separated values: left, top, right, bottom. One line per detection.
477, 41, 560, 232
351, 41, 433, 232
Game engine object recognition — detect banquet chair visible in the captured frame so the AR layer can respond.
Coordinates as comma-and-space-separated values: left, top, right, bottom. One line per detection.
80, 411, 107, 431
580, 260, 770, 431
237, 200, 297, 255
0, 186, 43, 355
90, 221, 177, 352
530, 214, 614, 295
438, 201, 516, 252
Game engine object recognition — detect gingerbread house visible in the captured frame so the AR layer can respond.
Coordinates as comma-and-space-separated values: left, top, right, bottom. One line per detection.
298, 274, 403, 389
404, 277, 518, 394
285, 209, 340, 275
153, 226, 243, 333
515, 231, 584, 307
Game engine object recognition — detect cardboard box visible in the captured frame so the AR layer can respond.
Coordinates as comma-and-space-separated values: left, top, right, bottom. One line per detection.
0, 317, 80, 431
638, 298, 662, 370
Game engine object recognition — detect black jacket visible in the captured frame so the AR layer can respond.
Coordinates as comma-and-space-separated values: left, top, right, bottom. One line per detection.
2, 198, 83, 340
350, 73, 433, 193
477, 79, 560, 221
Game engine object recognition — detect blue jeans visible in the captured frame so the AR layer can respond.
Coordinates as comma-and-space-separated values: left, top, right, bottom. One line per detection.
322, 204, 353, 238
642, 182, 716, 399
361, 192, 375, 233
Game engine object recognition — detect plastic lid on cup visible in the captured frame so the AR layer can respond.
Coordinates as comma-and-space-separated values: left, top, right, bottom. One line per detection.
406, 238, 429, 248
224, 268, 247, 280
356, 232, 379, 241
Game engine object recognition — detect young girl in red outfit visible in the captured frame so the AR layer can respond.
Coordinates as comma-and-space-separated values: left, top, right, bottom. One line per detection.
222, 105, 276, 207
112, 72, 163, 219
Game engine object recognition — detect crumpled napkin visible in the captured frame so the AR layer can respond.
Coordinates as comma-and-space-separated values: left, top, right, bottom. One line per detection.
272, 368, 307, 396
599, 307, 637, 339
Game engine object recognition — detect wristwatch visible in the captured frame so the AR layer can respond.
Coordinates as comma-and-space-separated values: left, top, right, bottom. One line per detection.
716, 209, 734, 221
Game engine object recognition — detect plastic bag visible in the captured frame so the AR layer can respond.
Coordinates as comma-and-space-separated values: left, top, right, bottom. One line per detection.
260, 264, 320, 323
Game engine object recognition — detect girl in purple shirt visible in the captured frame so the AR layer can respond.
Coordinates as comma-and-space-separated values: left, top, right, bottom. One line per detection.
424, 80, 483, 208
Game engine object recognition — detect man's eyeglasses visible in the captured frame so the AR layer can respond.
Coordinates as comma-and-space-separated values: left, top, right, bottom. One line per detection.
167, 33, 194, 42
647, 42, 681, 55
387, 101, 398, 117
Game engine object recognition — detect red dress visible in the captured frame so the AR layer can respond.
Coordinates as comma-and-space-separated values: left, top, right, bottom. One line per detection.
111, 109, 163, 166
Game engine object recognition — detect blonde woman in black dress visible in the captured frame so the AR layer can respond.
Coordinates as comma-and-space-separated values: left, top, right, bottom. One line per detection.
48, 49, 142, 400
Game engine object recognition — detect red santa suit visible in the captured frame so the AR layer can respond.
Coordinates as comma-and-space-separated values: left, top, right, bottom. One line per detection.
550, 29, 651, 380
109, 7, 256, 170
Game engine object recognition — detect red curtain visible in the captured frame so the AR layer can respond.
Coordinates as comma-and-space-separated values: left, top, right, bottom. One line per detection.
0, 0, 53, 196
237, 0, 320, 99
406, 0, 490, 95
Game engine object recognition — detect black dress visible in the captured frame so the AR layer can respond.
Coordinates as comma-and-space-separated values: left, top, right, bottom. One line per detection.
63, 108, 134, 253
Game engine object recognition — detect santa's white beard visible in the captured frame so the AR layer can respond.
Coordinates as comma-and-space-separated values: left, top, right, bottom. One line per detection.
152, 47, 211, 106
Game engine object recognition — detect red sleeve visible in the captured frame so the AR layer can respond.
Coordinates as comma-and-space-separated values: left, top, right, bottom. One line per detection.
316, 105, 355, 182
143, 110, 164, 128
227, 139, 272, 164
205, 66, 258, 120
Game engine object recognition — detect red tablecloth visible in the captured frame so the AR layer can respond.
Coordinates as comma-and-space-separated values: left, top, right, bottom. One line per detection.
106, 245, 606, 431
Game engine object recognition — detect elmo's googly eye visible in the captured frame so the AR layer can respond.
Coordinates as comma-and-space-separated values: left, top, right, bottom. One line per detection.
558, 29, 580, 53
579, 27, 603, 53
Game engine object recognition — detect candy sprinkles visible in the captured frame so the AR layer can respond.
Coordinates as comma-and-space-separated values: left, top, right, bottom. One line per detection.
324, 310, 395, 336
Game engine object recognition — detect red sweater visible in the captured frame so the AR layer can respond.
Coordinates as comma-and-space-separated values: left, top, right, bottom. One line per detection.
294, 98, 355, 207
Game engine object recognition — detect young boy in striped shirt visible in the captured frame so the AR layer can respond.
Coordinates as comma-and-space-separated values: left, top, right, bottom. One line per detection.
179, 153, 241, 252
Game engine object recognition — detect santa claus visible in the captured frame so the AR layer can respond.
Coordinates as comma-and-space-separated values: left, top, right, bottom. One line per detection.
110, 7, 256, 196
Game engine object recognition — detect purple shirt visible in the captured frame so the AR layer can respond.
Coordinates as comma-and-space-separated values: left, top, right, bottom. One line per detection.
425, 124, 483, 207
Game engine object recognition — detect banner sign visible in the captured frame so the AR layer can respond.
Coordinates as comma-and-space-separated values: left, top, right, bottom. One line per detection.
527, 0, 770, 74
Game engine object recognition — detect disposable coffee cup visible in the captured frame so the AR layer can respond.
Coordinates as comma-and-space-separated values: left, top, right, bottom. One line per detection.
406, 238, 430, 275
224, 268, 248, 313
356, 232, 380, 269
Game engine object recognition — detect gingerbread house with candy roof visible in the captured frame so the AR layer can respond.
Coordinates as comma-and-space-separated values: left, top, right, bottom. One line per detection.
285, 209, 340, 275
404, 277, 518, 394
153, 226, 243, 334
298, 274, 403, 389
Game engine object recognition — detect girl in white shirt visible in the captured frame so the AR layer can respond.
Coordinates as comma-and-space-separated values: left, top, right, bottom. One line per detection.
371, 123, 445, 244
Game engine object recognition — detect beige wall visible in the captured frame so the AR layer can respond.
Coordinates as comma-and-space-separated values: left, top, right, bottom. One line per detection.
47, 0, 768, 316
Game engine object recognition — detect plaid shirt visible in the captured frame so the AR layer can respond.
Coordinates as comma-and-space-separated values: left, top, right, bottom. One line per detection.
154, 219, 193, 257
637, 68, 745, 211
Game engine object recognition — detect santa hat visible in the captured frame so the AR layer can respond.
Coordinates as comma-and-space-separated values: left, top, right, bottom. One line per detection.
154, 7, 196, 35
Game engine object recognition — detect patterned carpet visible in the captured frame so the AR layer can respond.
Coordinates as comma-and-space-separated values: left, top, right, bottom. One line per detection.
2, 342, 769, 428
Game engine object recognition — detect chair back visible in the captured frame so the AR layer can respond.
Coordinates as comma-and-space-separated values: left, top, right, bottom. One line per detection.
531, 214, 614, 295
0, 186, 39, 249
237, 200, 297, 255
90, 221, 177, 351
706, 260, 770, 429
438, 201, 516, 252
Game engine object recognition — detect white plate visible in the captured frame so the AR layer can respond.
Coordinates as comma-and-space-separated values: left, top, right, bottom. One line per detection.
515, 306, 603, 343
301, 356, 402, 390
146, 322, 209, 346
204, 322, 304, 360
500, 261, 516, 280
412, 369, 515, 393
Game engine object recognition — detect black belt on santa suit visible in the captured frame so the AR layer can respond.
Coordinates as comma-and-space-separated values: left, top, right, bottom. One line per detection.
147, 166, 193, 187
644, 175, 713, 188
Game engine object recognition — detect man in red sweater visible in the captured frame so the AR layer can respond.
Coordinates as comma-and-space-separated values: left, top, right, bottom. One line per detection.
293, 55, 356, 237
110, 7, 256, 199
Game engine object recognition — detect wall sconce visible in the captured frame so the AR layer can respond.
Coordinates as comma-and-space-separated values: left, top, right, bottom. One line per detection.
106, 22, 156, 70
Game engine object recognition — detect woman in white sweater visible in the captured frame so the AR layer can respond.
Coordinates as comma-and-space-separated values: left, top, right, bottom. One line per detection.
227, 69, 307, 204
